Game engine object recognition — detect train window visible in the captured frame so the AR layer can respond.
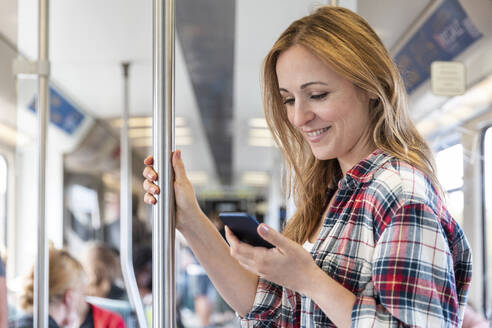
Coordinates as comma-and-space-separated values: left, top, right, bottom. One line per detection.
436, 144, 464, 224
484, 127, 492, 316
0, 155, 6, 249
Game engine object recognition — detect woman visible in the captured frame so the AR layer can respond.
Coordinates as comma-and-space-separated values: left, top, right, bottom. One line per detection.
143, 6, 472, 327
83, 242, 126, 301
16, 248, 87, 328
15, 247, 125, 328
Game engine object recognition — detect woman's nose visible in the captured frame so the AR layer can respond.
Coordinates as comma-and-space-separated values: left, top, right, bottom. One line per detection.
290, 101, 315, 128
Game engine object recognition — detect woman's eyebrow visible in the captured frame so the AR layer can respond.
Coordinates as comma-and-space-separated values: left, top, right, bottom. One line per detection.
279, 81, 328, 93
300, 81, 328, 89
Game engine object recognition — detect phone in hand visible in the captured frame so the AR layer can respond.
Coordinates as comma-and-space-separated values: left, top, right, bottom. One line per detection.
219, 212, 274, 248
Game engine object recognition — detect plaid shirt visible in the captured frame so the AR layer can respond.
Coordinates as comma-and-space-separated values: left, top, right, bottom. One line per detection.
240, 149, 472, 327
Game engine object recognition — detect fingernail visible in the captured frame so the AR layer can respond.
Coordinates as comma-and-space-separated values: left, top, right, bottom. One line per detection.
259, 224, 269, 234
147, 172, 155, 180
150, 186, 157, 193
177, 150, 181, 160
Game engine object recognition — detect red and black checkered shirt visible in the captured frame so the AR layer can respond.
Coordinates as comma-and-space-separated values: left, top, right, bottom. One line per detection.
240, 149, 472, 327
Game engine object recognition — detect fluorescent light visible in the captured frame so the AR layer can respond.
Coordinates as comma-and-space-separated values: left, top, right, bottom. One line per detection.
112, 116, 187, 128
187, 171, 209, 185
131, 138, 152, 147
176, 136, 193, 146
249, 128, 272, 138
0, 123, 30, 146
175, 127, 190, 137
128, 127, 189, 139
175, 117, 186, 126
241, 171, 269, 186
248, 118, 268, 128
131, 135, 193, 147
129, 128, 152, 138
248, 137, 275, 147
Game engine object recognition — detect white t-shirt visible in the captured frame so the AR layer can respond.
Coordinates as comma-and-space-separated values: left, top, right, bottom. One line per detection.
302, 240, 315, 252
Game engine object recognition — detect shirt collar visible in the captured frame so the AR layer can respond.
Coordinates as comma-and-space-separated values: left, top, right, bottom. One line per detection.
338, 149, 392, 190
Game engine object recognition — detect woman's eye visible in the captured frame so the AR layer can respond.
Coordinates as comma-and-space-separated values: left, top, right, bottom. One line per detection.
311, 92, 328, 100
283, 98, 294, 105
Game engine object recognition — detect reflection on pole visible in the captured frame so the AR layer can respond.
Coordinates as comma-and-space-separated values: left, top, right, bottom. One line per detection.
34, 0, 50, 327
152, 0, 176, 326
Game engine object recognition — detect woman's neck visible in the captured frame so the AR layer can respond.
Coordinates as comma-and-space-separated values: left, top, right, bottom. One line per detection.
77, 301, 90, 326
48, 303, 66, 327
337, 143, 377, 175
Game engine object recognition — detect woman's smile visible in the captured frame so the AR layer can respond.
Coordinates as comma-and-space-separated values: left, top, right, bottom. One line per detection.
303, 126, 331, 142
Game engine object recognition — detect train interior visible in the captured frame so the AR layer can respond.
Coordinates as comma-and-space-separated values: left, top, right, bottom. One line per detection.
1, 0, 492, 326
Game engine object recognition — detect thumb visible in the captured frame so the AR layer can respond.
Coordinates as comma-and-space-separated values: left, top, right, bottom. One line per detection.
257, 224, 290, 249
172, 150, 188, 181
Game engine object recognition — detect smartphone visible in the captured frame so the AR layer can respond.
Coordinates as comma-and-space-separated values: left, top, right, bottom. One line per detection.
219, 212, 274, 248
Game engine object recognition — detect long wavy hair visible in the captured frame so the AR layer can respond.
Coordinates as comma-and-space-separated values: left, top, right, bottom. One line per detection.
263, 6, 441, 244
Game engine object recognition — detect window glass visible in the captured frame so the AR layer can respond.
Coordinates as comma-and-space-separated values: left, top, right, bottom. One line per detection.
436, 144, 463, 191
436, 144, 464, 225
0, 155, 6, 249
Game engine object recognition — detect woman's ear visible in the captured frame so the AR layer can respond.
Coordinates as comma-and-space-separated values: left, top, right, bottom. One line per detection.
63, 289, 74, 307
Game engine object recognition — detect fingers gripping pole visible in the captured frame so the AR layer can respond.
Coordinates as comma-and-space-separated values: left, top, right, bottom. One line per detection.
153, 0, 176, 326
120, 62, 148, 328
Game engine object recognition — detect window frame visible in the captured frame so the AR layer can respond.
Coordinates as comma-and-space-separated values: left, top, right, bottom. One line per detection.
480, 124, 492, 319
0, 153, 7, 251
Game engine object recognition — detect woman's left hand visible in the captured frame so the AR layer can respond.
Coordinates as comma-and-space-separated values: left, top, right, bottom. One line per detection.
225, 223, 320, 294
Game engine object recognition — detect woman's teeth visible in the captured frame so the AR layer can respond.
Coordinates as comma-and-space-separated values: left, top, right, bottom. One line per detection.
306, 127, 330, 137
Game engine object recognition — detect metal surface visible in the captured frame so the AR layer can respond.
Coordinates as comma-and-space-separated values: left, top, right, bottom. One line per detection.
34, 0, 49, 327
330, 0, 338, 5
152, 0, 176, 326
120, 63, 148, 328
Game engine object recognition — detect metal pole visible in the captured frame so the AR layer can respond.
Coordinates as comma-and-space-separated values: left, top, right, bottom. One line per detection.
34, 0, 49, 327
152, 0, 176, 326
330, 0, 338, 6
120, 63, 148, 328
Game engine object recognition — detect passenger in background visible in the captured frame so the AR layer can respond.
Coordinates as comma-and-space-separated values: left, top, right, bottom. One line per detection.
132, 245, 152, 301
12, 246, 125, 328
14, 247, 88, 328
76, 296, 125, 328
0, 258, 7, 328
83, 242, 126, 300
143, 5, 472, 327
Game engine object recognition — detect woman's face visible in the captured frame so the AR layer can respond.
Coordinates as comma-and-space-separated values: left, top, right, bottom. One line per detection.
61, 285, 86, 327
276, 45, 374, 167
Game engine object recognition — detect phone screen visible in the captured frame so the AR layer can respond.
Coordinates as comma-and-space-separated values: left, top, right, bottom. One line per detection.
219, 212, 274, 248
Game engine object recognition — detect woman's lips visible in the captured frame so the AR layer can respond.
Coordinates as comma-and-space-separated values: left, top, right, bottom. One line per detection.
304, 126, 331, 142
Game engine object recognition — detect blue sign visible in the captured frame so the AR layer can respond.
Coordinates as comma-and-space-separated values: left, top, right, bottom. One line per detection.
29, 87, 85, 135
395, 0, 482, 93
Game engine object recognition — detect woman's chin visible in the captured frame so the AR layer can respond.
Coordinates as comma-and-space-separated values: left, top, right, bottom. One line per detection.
310, 147, 337, 161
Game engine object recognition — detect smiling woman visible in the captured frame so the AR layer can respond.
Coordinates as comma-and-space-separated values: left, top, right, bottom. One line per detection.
143, 5, 472, 328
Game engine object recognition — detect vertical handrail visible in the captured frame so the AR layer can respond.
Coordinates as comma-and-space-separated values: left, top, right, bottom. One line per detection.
120, 63, 148, 328
34, 0, 49, 327
152, 0, 176, 326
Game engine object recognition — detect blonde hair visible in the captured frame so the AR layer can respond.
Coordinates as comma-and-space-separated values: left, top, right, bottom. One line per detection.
19, 247, 85, 312
83, 242, 120, 298
263, 6, 441, 244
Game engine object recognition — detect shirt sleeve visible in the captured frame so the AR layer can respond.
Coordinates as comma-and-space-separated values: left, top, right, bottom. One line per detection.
240, 277, 301, 327
350, 202, 464, 327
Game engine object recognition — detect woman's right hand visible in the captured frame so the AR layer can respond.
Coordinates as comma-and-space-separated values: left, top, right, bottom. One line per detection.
143, 150, 202, 231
